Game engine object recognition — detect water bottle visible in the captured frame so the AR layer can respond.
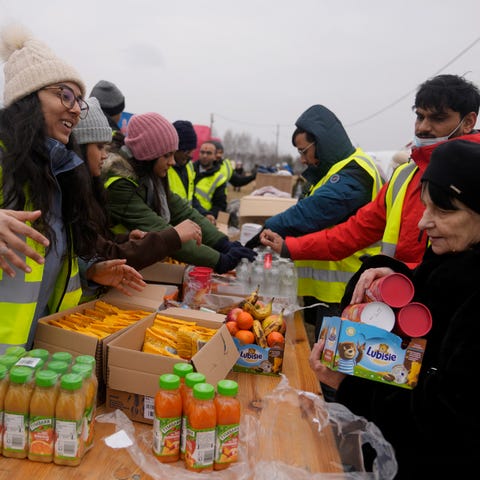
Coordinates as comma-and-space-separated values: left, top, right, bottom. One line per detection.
264, 259, 280, 296
235, 258, 251, 294
280, 260, 298, 304
250, 256, 265, 295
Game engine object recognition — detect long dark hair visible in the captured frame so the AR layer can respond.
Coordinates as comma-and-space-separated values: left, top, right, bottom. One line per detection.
0, 93, 102, 258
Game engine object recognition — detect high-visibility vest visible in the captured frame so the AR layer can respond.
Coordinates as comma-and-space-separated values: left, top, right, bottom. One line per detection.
381, 162, 418, 257
168, 162, 195, 204
218, 158, 234, 183
194, 170, 227, 211
294, 150, 383, 303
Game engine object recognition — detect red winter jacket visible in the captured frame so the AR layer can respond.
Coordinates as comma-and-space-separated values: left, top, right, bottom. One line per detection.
285, 132, 480, 267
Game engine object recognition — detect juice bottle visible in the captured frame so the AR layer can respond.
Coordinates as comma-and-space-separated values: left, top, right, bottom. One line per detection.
28, 369, 59, 463
45, 360, 70, 377
4, 346, 26, 359
173, 362, 194, 399
185, 382, 216, 472
180, 372, 206, 460
71, 363, 97, 452
3, 365, 33, 458
54, 373, 85, 466
152, 373, 182, 463
214, 379, 241, 470
51, 351, 73, 366
0, 364, 9, 452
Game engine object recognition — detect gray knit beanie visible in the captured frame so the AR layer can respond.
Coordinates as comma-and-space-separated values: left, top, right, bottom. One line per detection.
73, 97, 112, 145
90, 80, 125, 116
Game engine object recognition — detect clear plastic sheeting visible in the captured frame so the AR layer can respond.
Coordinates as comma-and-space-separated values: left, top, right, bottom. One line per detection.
97, 375, 397, 479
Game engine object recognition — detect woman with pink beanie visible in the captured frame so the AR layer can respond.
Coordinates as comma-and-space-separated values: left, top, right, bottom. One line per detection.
102, 112, 257, 273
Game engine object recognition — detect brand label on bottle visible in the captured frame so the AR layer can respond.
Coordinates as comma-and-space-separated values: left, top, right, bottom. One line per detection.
29, 415, 54, 457
4, 412, 28, 452
153, 416, 181, 457
185, 426, 216, 469
215, 423, 239, 465
55, 419, 82, 459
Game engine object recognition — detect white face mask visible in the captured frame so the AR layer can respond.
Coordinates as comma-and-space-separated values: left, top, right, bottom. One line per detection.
413, 118, 464, 148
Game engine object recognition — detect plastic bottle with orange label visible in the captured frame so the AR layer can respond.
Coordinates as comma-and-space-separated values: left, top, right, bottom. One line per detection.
214, 379, 241, 470
28, 369, 59, 463
54, 373, 85, 466
0, 364, 9, 453
153, 373, 182, 463
3, 365, 33, 458
180, 371, 206, 460
185, 382, 216, 472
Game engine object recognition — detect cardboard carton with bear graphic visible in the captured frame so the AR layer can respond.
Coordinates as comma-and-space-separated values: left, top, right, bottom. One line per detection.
319, 316, 426, 389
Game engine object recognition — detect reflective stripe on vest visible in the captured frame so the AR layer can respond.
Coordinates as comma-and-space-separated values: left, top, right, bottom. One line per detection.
381, 162, 418, 257
219, 158, 234, 182
195, 171, 227, 210
168, 163, 195, 203
294, 150, 383, 303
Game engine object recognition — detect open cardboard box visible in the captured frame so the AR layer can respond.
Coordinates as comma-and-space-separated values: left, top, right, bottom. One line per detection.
254, 172, 297, 195
139, 261, 186, 287
238, 195, 297, 227
33, 284, 166, 403
105, 306, 239, 424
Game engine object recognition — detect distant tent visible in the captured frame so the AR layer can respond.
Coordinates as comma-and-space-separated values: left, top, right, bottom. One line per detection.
192, 125, 212, 161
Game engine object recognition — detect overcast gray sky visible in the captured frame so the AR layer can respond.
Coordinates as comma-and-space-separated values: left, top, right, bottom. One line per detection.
1, 0, 479, 156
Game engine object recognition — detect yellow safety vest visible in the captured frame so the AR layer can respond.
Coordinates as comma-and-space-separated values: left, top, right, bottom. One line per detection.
381, 161, 418, 257
218, 158, 234, 183
294, 150, 383, 303
194, 170, 227, 211
168, 162, 195, 203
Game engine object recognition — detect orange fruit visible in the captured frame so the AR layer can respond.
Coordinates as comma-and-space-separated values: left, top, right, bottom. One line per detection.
236, 310, 254, 330
267, 331, 285, 347
226, 321, 239, 336
235, 329, 255, 345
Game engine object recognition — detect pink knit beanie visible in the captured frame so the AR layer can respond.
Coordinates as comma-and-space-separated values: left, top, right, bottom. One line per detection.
125, 112, 179, 161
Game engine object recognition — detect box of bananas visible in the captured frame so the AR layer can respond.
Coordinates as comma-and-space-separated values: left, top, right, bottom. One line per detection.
221, 286, 286, 376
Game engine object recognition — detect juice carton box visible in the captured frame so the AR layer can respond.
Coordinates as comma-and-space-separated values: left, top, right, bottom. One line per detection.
318, 316, 426, 390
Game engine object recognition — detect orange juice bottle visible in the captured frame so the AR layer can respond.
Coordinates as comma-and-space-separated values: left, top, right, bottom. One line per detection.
185, 382, 216, 472
180, 372, 206, 460
28, 370, 59, 463
0, 364, 9, 452
54, 373, 85, 466
214, 379, 241, 470
153, 373, 182, 463
3, 365, 33, 458
71, 363, 97, 453
173, 362, 194, 399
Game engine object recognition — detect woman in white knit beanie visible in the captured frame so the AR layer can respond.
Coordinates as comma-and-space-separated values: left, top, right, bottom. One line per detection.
0, 25, 145, 353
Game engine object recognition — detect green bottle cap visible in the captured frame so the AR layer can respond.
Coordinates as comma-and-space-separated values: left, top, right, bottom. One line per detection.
217, 379, 238, 396
46, 360, 70, 375
74, 355, 96, 368
0, 364, 8, 380
71, 363, 92, 379
193, 382, 215, 400
60, 373, 83, 390
5, 346, 26, 358
27, 348, 50, 362
9, 365, 33, 384
173, 363, 194, 378
51, 351, 73, 364
158, 373, 180, 390
0, 354, 19, 370
185, 372, 206, 387
35, 369, 58, 387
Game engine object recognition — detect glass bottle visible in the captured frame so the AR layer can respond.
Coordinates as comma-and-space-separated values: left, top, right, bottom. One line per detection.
28, 369, 59, 463
54, 373, 85, 466
214, 379, 241, 470
185, 382, 216, 472
153, 373, 182, 463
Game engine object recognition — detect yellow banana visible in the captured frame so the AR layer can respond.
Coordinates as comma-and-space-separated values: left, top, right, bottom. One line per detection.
262, 308, 284, 336
252, 297, 274, 321
245, 285, 260, 305
252, 320, 268, 348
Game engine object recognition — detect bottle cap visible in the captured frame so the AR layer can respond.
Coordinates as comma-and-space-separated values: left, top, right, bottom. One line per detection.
0, 354, 20, 369
158, 373, 180, 390
71, 363, 93, 379
193, 382, 215, 400
74, 355, 96, 368
173, 363, 194, 379
60, 373, 83, 390
35, 369, 58, 387
5, 346, 26, 358
46, 360, 70, 375
217, 379, 238, 396
9, 365, 33, 384
0, 364, 8, 380
51, 351, 73, 364
27, 348, 50, 362
185, 372, 206, 387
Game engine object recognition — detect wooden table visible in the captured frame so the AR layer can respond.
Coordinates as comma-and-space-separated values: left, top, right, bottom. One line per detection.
0, 311, 343, 479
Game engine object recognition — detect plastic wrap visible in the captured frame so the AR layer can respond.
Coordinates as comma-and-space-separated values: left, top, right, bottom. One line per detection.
97, 375, 397, 479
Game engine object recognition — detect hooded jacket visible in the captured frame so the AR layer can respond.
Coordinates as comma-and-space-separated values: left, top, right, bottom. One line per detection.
102, 153, 226, 268
285, 131, 480, 266
265, 105, 381, 236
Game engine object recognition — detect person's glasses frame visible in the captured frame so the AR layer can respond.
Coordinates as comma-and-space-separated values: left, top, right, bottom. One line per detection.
43, 85, 89, 119
297, 142, 315, 156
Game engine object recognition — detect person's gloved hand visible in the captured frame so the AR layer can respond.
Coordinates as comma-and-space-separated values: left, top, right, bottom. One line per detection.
214, 237, 240, 253
214, 246, 257, 274
244, 229, 264, 249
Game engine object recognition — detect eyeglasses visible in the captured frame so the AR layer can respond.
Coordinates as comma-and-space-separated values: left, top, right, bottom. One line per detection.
43, 85, 89, 119
297, 142, 315, 156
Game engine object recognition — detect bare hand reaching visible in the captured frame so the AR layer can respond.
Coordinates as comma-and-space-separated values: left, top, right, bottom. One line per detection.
174, 219, 203, 246
350, 267, 394, 304
260, 228, 284, 254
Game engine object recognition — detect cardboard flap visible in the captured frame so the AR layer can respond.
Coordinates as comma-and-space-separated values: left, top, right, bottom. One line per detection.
103, 284, 166, 310
139, 262, 186, 285
192, 325, 239, 385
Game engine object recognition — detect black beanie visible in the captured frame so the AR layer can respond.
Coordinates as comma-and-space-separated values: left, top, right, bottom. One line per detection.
422, 139, 480, 214
173, 120, 197, 151
90, 80, 125, 116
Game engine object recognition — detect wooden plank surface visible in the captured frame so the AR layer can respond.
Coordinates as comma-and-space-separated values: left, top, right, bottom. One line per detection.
0, 311, 343, 479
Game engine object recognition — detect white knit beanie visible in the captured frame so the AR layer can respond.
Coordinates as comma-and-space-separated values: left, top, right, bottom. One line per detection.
0, 24, 86, 106
73, 97, 112, 145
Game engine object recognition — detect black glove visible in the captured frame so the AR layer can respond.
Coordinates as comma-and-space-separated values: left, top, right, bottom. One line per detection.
214, 236, 233, 253
214, 247, 257, 274
244, 229, 264, 250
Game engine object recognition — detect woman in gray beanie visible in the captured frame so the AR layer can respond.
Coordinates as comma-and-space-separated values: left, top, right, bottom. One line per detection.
0, 25, 145, 352
310, 139, 480, 477
73, 97, 202, 270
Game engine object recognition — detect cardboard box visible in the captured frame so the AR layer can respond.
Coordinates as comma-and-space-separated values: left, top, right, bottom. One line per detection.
254, 173, 296, 195
33, 284, 166, 403
106, 307, 239, 423
105, 388, 155, 424
238, 195, 297, 227
139, 261, 186, 287
319, 316, 426, 389
232, 338, 285, 376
